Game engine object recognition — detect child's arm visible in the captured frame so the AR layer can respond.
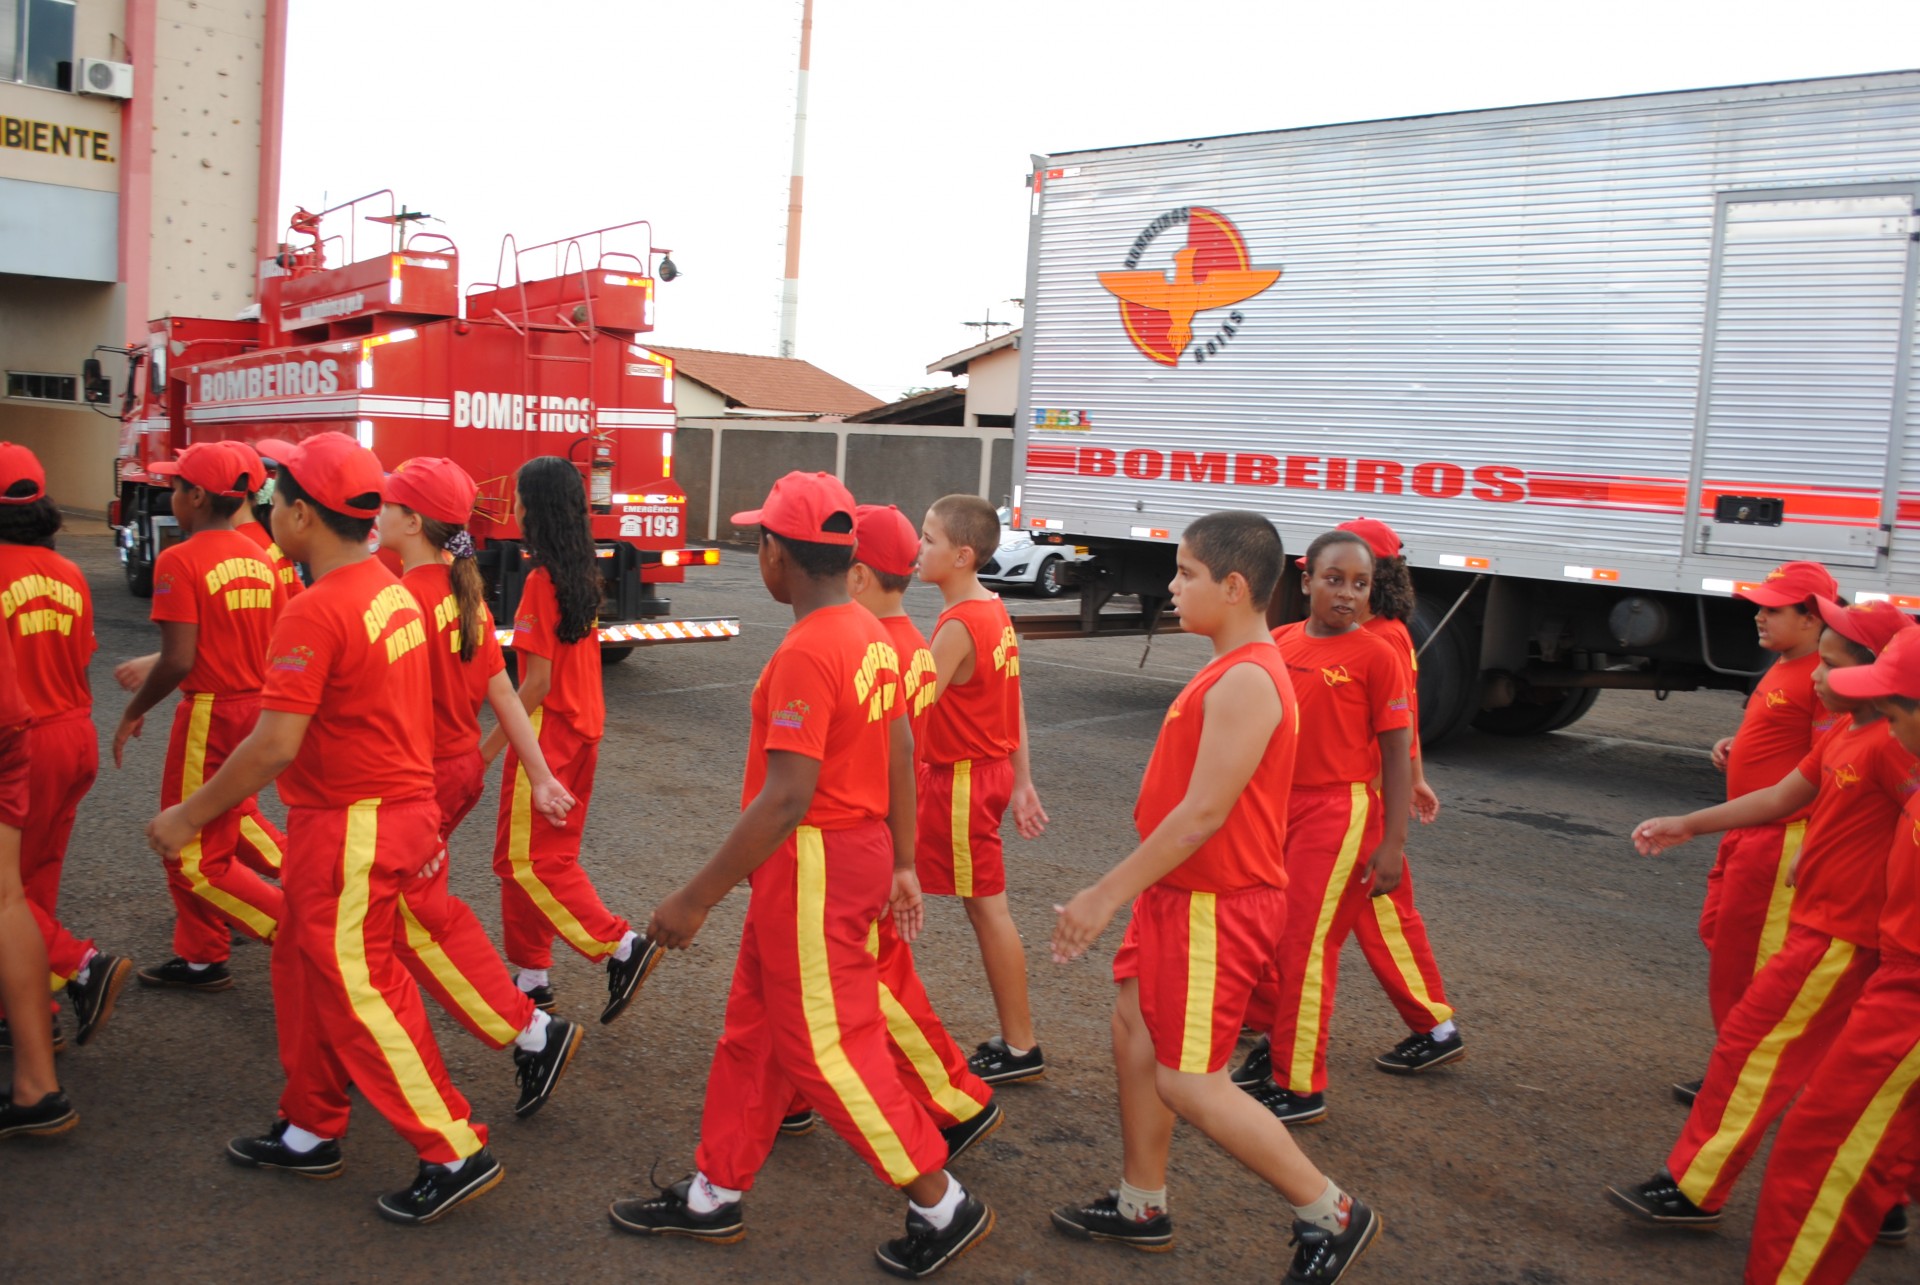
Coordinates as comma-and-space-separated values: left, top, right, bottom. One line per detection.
1710, 735, 1737, 772
1009, 690, 1048, 838
1632, 768, 1818, 854
1364, 727, 1413, 894
886, 716, 925, 943
647, 750, 820, 950
146, 710, 309, 856
1052, 664, 1281, 962
1411, 756, 1440, 824
929, 619, 975, 699
480, 653, 552, 763
483, 667, 574, 825
115, 652, 159, 692
114, 622, 196, 768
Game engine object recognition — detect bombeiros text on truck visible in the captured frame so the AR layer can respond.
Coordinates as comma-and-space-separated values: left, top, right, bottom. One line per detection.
88, 191, 735, 659
1011, 70, 1920, 742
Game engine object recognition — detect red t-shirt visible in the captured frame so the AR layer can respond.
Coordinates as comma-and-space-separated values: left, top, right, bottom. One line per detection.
1878, 793, 1920, 957
513, 566, 604, 742
882, 613, 937, 750
1137, 641, 1298, 894
260, 558, 436, 809
1363, 615, 1421, 760
404, 563, 505, 761
236, 519, 304, 600
922, 596, 1021, 764
0, 616, 29, 730
151, 529, 282, 695
0, 544, 95, 721
1727, 651, 1828, 812
1790, 715, 1920, 947
742, 601, 901, 829
1272, 622, 1410, 787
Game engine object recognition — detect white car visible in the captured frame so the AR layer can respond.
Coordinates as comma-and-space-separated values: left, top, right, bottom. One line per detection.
979, 508, 1090, 597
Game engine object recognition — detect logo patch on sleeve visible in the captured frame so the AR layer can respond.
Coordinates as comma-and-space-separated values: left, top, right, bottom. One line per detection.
772, 698, 810, 731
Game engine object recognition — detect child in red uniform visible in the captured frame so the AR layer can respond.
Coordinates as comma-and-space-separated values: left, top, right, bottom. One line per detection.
1610, 598, 1918, 1228
378, 456, 583, 1119
232, 440, 304, 600
114, 441, 286, 991
1238, 530, 1412, 1125
147, 432, 499, 1226
485, 456, 657, 1024
915, 493, 1049, 1086
1674, 560, 1837, 1106
0, 443, 130, 1051
610, 473, 994, 1280
1050, 512, 1384, 1285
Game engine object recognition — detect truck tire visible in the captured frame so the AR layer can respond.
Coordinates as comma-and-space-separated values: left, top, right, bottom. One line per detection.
1408, 592, 1477, 747
600, 646, 634, 665
1035, 555, 1067, 598
1473, 686, 1600, 737
125, 555, 154, 599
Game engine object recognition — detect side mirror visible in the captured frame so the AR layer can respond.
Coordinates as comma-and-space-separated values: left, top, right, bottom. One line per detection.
82, 358, 111, 405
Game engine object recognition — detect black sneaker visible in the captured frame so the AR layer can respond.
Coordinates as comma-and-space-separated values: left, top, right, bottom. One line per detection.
967, 1037, 1045, 1086
1879, 1202, 1909, 1246
1252, 1082, 1327, 1125
1049, 1189, 1173, 1251
1374, 1028, 1466, 1075
68, 953, 133, 1046
1284, 1197, 1383, 1283
0, 1012, 68, 1055
226, 1119, 344, 1178
940, 1099, 1003, 1163
608, 1175, 746, 1242
522, 984, 557, 1013
0, 1090, 77, 1139
601, 936, 662, 1026
1672, 1077, 1702, 1107
1232, 1034, 1273, 1090
779, 1109, 818, 1136
376, 1147, 503, 1225
1604, 1171, 1721, 1227
137, 957, 233, 991
875, 1190, 994, 1278
513, 1017, 583, 1120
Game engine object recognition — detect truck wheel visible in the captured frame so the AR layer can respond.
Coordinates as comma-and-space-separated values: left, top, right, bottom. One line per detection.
1473, 686, 1600, 736
125, 556, 154, 599
1035, 555, 1067, 598
1409, 592, 1477, 747
600, 646, 634, 665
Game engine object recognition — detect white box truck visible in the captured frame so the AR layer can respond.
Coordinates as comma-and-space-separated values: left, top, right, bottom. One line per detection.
1010, 70, 1920, 742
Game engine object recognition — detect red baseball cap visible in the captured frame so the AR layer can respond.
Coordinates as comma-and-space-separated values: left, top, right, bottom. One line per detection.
1740, 561, 1838, 608
732, 471, 856, 546
1815, 596, 1917, 656
386, 456, 477, 526
1337, 516, 1402, 561
149, 441, 250, 497
1829, 627, 1920, 701
853, 504, 919, 577
228, 440, 268, 495
0, 443, 46, 505
258, 432, 385, 518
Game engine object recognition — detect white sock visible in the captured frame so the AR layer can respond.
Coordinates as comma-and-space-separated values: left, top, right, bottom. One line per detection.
1116, 1180, 1167, 1222
75, 948, 97, 986
1001, 1039, 1030, 1058
909, 1172, 965, 1231
686, 1171, 741, 1214
514, 1009, 551, 1054
187, 961, 211, 973
612, 930, 638, 963
1291, 1179, 1352, 1234
1429, 1020, 1457, 1042
281, 1124, 328, 1154
440, 1154, 467, 1175
515, 969, 550, 993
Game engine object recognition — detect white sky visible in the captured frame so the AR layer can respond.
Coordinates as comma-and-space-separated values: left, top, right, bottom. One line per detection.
282, 0, 1920, 401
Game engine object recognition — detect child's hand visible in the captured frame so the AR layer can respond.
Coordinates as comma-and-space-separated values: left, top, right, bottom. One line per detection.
889, 868, 925, 944
146, 804, 198, 859
1411, 780, 1440, 824
1362, 842, 1406, 896
1632, 817, 1692, 856
112, 713, 143, 768
647, 887, 709, 950
1011, 782, 1049, 839
531, 777, 576, 826
115, 653, 158, 693
1710, 736, 1735, 771
415, 849, 446, 882
1787, 850, 1804, 888
1051, 887, 1117, 963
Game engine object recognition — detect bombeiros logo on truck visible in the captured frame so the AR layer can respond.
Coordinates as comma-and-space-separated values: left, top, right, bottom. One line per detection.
199, 359, 340, 403
1097, 206, 1282, 367
452, 391, 596, 433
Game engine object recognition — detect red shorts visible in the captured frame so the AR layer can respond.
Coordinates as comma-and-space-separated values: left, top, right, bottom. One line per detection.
1114, 882, 1287, 1074
434, 751, 485, 844
915, 756, 1013, 898
0, 724, 26, 830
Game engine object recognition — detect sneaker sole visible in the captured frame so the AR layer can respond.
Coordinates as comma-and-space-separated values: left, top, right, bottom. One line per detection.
974, 1065, 1046, 1087
943, 1103, 1003, 1163
1879, 1229, 1909, 1246
0, 1109, 78, 1139
515, 1022, 584, 1120
600, 943, 662, 1026
532, 997, 557, 1013
137, 970, 234, 992
1047, 1209, 1173, 1251
1263, 1100, 1328, 1126
876, 1205, 995, 1279
607, 1204, 747, 1243
75, 956, 134, 1046
779, 1115, 818, 1137
1603, 1185, 1721, 1228
1323, 1208, 1385, 1284
1375, 1045, 1467, 1076
225, 1141, 343, 1179
1671, 1084, 1699, 1107
377, 1158, 504, 1226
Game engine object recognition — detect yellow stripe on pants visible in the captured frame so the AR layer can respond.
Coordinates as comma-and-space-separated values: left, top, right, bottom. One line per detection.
1178, 892, 1219, 1074
1756, 820, 1806, 976
865, 923, 984, 1124
1288, 783, 1372, 1091
398, 894, 520, 1047
1369, 894, 1454, 1026
336, 799, 484, 1160
179, 693, 277, 940
796, 826, 919, 1184
240, 813, 284, 871
949, 760, 974, 897
505, 709, 615, 959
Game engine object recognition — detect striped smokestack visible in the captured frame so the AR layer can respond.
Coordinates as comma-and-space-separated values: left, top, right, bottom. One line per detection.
779, 0, 812, 358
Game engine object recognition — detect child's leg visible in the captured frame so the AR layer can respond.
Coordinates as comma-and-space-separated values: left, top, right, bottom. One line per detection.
1154, 1064, 1337, 1205
491, 725, 627, 967
1113, 980, 1176, 1189
160, 698, 282, 960
1704, 823, 1802, 1030
963, 893, 1036, 1050
871, 918, 991, 1127
235, 801, 287, 877
1353, 855, 1455, 1033
19, 713, 96, 919
398, 861, 537, 1051
1269, 784, 1378, 1095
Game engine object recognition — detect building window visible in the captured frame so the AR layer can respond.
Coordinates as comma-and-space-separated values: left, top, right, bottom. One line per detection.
7, 372, 76, 401
1, 0, 76, 91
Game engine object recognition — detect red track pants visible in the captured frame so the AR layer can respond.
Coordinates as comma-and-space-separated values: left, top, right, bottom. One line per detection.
160, 694, 285, 962
1667, 922, 1879, 1210
696, 821, 950, 1193
1354, 853, 1455, 1033
273, 797, 487, 1164
22, 710, 96, 984
491, 713, 627, 969
1700, 822, 1804, 1029
1745, 946, 1920, 1284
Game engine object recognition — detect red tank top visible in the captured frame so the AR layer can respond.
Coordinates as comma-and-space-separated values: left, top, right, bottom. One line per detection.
922, 596, 1021, 764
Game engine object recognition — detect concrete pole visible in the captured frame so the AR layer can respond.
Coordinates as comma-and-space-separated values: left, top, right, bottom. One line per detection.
779, 0, 811, 358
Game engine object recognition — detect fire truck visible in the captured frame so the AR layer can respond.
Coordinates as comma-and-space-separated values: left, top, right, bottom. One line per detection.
96, 192, 736, 658
1010, 70, 1920, 742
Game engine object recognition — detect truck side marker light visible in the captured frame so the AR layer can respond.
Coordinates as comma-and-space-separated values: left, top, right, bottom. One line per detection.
1438, 554, 1491, 570
1563, 565, 1620, 582
1129, 526, 1170, 539
1857, 592, 1920, 610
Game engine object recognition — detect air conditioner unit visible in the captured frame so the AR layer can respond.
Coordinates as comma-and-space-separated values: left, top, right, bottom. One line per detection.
76, 58, 134, 100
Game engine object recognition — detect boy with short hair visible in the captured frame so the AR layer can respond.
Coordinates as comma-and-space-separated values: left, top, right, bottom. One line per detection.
610, 473, 993, 1279
1050, 511, 1384, 1285
916, 493, 1048, 1085
147, 431, 498, 1226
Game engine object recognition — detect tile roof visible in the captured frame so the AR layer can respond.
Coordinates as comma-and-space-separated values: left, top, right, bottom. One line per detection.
648, 346, 884, 416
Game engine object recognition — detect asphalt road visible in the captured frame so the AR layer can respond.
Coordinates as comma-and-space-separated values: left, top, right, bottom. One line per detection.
3, 526, 1909, 1284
